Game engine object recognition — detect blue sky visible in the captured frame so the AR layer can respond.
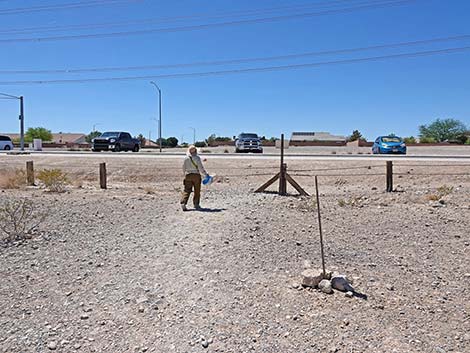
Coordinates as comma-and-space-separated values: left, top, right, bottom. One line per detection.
1, 0, 470, 142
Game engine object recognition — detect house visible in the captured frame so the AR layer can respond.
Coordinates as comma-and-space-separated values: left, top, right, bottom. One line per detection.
290, 132, 347, 143
1, 132, 87, 145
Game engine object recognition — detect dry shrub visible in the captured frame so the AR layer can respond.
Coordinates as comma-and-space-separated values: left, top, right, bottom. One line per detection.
0, 169, 27, 189
143, 186, 156, 194
37, 169, 69, 192
223, 149, 230, 153
426, 185, 453, 201
0, 198, 47, 243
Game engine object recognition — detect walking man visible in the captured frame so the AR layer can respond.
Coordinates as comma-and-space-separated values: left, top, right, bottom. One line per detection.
181, 145, 209, 211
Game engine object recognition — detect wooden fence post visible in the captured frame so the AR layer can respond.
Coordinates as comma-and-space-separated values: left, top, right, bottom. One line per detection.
279, 134, 287, 195
26, 161, 34, 186
386, 161, 393, 192
99, 163, 107, 189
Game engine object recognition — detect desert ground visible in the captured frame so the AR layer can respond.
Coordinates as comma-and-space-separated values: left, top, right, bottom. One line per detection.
0, 153, 469, 353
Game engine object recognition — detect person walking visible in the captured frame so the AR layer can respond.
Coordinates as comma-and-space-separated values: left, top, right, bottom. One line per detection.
181, 145, 209, 211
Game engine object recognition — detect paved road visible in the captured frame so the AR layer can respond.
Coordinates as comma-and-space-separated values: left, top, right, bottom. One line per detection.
2, 150, 470, 162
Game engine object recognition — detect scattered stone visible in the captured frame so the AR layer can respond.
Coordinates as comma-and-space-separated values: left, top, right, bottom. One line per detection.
301, 269, 331, 288
201, 340, 209, 348
318, 279, 333, 294
345, 291, 354, 298
138, 306, 145, 313
80, 314, 89, 320
331, 275, 354, 292
47, 341, 57, 350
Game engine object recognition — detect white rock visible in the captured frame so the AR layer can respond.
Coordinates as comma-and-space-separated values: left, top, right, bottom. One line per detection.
318, 279, 333, 294
301, 269, 325, 288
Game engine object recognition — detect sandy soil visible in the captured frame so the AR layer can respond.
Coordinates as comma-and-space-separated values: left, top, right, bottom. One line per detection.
0, 155, 469, 353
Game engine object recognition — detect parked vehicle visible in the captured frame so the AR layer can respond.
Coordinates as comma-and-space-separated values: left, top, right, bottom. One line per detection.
92, 132, 140, 152
0, 135, 14, 150
235, 133, 263, 153
372, 136, 407, 154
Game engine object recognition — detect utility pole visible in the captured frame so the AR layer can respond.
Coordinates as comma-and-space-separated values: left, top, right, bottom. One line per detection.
149, 81, 162, 153
19, 96, 24, 151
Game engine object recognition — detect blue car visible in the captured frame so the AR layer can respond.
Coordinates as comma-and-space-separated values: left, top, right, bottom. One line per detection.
372, 136, 407, 154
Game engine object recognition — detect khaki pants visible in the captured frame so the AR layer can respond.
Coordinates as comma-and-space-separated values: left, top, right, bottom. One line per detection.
181, 173, 201, 206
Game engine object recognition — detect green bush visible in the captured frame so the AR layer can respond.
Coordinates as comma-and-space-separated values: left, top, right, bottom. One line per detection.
419, 137, 436, 144
403, 136, 416, 144
37, 169, 69, 192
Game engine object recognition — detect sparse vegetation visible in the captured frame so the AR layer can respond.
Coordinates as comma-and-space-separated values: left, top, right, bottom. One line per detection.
419, 118, 468, 143
37, 169, 69, 192
0, 169, 27, 189
0, 198, 47, 244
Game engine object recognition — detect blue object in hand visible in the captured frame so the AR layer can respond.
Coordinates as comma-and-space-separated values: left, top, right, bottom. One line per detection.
202, 175, 213, 185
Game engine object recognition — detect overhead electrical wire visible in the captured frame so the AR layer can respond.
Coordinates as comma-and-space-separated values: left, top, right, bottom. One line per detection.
1, 34, 469, 75
0, 0, 388, 34
0, 45, 468, 85
0, 0, 418, 43
0, 0, 140, 15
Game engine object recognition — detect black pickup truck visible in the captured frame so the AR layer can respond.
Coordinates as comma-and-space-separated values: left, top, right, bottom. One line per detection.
92, 132, 140, 152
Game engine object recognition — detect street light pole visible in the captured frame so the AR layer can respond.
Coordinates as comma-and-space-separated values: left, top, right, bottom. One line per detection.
149, 81, 162, 153
19, 96, 24, 151
189, 127, 196, 145
1, 92, 24, 151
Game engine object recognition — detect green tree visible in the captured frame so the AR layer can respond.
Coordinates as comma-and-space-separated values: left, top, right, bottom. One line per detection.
419, 118, 468, 143
85, 130, 101, 143
165, 137, 178, 148
348, 130, 364, 142
403, 136, 416, 144
25, 127, 53, 142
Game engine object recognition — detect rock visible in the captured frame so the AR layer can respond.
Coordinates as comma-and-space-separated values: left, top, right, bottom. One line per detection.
47, 341, 57, 350
202, 340, 209, 348
318, 279, 333, 294
301, 269, 325, 288
331, 275, 354, 292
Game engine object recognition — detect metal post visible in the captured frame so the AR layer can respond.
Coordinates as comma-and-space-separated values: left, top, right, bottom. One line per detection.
315, 175, 327, 277
19, 96, 24, 151
99, 163, 107, 189
279, 134, 287, 195
158, 88, 162, 153
386, 161, 393, 192
26, 161, 34, 186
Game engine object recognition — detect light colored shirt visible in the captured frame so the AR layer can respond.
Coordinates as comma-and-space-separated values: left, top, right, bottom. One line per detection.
183, 154, 208, 177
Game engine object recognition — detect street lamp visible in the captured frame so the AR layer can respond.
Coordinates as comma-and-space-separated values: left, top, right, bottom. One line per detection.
0, 92, 25, 151
189, 127, 196, 145
149, 81, 162, 153
92, 123, 101, 132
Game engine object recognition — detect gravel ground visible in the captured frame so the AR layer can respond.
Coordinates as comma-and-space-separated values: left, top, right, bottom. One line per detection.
0, 155, 469, 353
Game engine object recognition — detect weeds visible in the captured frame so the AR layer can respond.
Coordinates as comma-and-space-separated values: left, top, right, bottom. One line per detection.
0, 169, 26, 189
0, 198, 47, 243
37, 169, 69, 192
426, 185, 453, 202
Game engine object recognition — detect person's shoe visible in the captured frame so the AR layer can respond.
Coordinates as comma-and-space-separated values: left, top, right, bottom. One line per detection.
181, 204, 188, 212
194, 204, 202, 210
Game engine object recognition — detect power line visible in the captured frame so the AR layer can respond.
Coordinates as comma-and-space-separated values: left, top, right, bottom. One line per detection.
1, 34, 469, 75
0, 0, 419, 43
0, 0, 385, 34
0, 45, 468, 85
0, 0, 140, 15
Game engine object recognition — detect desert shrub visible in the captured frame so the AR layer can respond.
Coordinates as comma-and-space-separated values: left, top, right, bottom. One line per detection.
194, 141, 206, 148
419, 137, 436, 144
223, 149, 229, 153
403, 136, 417, 144
37, 169, 69, 192
201, 149, 212, 153
0, 169, 26, 189
0, 198, 46, 243
437, 185, 453, 198
338, 199, 346, 207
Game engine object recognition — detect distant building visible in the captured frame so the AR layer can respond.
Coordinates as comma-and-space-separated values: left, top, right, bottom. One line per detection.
290, 131, 347, 143
2, 132, 87, 144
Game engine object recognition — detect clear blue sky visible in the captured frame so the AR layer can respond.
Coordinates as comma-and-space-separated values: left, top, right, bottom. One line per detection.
1, 0, 470, 142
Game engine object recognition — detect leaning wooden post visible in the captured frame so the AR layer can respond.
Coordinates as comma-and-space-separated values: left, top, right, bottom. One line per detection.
26, 161, 34, 186
99, 163, 107, 189
279, 134, 287, 195
386, 161, 393, 192
315, 176, 326, 277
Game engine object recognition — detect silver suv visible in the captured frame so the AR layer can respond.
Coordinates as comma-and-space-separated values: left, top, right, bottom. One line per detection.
235, 133, 263, 153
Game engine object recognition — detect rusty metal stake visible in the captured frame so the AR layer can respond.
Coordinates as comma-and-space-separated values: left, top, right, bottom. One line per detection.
315, 175, 326, 277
